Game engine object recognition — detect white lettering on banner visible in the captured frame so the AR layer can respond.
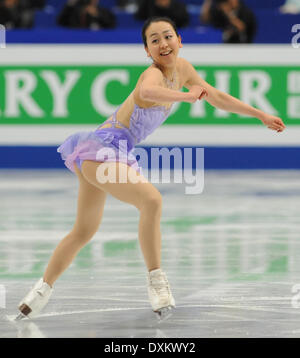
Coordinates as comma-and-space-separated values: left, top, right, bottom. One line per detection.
91, 70, 129, 117
214, 71, 231, 118
288, 71, 300, 93
4, 70, 44, 117
0, 68, 288, 121
190, 71, 206, 118
0, 24, 5, 49
291, 24, 300, 49
40, 70, 81, 117
239, 70, 278, 116
287, 71, 300, 118
287, 97, 300, 118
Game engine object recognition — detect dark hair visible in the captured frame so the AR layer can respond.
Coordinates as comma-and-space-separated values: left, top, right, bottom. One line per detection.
141, 16, 179, 47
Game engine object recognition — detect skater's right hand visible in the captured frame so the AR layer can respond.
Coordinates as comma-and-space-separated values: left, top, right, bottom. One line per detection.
187, 85, 208, 103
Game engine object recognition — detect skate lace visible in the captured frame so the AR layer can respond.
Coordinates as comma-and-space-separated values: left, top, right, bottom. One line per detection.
150, 274, 170, 297
36, 283, 51, 297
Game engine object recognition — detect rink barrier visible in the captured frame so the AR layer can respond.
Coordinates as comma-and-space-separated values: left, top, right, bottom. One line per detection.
0, 146, 299, 170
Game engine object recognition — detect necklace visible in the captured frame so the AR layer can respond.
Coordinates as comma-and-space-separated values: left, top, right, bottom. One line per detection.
153, 63, 177, 89
163, 70, 177, 89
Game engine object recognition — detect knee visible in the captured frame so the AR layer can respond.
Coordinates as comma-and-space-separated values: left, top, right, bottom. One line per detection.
70, 226, 96, 245
140, 192, 162, 214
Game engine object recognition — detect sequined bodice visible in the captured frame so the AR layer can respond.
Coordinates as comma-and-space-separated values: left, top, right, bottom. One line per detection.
97, 104, 172, 146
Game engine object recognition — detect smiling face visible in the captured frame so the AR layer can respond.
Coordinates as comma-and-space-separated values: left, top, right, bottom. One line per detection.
144, 21, 182, 68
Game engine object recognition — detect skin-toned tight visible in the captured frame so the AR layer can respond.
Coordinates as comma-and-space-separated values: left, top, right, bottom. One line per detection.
43, 160, 162, 287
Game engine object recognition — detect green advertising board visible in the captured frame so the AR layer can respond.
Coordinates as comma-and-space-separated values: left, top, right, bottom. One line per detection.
0, 45, 299, 125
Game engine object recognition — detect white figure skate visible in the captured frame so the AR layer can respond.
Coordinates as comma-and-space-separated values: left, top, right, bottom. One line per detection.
15, 278, 53, 320
147, 268, 175, 321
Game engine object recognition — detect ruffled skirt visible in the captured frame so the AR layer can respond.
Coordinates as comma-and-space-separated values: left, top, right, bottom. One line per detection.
57, 127, 141, 174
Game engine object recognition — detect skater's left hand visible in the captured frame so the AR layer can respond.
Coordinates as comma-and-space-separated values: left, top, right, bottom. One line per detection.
260, 114, 286, 132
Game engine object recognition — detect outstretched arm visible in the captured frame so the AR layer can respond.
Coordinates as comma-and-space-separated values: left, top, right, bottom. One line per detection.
182, 58, 286, 132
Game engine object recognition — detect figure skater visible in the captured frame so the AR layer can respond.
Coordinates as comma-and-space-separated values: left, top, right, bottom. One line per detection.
17, 16, 285, 321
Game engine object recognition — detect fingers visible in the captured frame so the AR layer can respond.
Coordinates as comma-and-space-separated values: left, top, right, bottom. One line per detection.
275, 122, 286, 132
276, 122, 286, 131
268, 124, 285, 132
266, 117, 286, 132
198, 89, 208, 100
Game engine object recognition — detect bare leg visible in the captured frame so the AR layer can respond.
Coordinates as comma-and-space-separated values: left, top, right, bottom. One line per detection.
17, 160, 163, 320
80, 160, 162, 272
43, 164, 107, 287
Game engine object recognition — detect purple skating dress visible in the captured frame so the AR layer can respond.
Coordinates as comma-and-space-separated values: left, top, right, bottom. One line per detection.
57, 103, 172, 174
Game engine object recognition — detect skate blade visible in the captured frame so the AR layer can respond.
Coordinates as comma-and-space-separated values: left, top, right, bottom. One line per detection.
15, 313, 27, 321
15, 303, 32, 321
155, 306, 173, 322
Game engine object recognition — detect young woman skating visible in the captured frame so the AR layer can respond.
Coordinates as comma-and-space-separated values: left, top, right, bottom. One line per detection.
17, 17, 285, 321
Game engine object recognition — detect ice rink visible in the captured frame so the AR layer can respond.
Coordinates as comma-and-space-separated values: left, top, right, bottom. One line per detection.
0, 169, 300, 338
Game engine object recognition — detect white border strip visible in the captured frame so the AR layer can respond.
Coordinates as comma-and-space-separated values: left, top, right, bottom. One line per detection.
0, 125, 297, 146
0, 45, 299, 65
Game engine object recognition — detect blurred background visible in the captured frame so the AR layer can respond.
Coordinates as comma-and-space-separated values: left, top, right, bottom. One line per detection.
1, 1, 300, 338
0, 0, 299, 43
0, 0, 299, 169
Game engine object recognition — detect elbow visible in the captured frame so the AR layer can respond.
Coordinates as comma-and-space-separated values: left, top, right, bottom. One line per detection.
214, 91, 229, 110
207, 90, 225, 108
